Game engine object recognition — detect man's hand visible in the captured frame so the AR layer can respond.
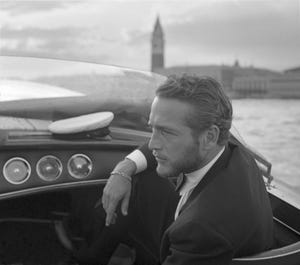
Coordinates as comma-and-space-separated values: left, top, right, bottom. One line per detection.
101, 159, 137, 226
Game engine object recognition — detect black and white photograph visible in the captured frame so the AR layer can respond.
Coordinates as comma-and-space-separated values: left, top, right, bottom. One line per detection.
0, 0, 299, 264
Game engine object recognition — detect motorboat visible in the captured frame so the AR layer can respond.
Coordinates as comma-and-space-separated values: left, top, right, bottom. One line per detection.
0, 56, 299, 264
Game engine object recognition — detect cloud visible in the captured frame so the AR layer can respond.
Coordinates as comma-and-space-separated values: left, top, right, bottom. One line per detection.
1, 26, 83, 40
0, 26, 85, 53
166, 1, 299, 46
0, 0, 298, 70
0, 24, 147, 68
162, 0, 300, 69
124, 29, 150, 46
0, 0, 72, 15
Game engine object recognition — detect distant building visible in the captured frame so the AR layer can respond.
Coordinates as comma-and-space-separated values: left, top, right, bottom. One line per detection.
151, 16, 164, 72
150, 18, 300, 99
284, 67, 300, 75
232, 76, 270, 98
268, 73, 300, 98
155, 63, 279, 97
232, 72, 300, 98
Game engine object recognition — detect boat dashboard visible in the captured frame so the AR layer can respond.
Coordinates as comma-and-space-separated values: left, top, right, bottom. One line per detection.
0, 127, 148, 200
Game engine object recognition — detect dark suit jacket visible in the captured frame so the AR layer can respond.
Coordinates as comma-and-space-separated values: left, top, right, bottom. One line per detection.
139, 140, 274, 265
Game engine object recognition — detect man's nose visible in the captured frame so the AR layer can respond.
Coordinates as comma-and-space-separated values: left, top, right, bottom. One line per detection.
148, 132, 161, 151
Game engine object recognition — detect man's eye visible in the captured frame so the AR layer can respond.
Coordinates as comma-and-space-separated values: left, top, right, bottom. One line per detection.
160, 129, 170, 136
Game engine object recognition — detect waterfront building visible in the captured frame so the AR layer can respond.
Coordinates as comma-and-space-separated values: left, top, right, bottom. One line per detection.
232, 72, 300, 98
285, 67, 300, 75
150, 18, 300, 99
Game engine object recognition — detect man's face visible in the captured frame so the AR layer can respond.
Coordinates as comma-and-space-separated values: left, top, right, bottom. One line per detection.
148, 96, 204, 177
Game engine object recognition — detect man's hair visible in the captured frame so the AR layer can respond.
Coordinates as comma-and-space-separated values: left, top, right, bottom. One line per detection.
156, 74, 232, 145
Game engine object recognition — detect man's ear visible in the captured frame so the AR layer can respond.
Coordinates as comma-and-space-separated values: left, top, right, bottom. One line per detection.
203, 125, 220, 149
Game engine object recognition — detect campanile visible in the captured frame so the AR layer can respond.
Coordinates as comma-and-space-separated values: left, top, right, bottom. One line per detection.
151, 16, 164, 72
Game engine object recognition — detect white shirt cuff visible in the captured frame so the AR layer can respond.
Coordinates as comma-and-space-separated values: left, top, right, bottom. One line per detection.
126, 149, 147, 174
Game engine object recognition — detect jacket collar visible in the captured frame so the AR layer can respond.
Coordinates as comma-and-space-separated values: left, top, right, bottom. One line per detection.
178, 143, 231, 215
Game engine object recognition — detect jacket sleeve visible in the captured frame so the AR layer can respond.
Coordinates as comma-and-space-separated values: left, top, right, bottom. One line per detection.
162, 220, 234, 265
138, 141, 157, 170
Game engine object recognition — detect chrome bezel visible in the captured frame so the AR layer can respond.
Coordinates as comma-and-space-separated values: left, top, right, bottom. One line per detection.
36, 155, 63, 182
3, 157, 31, 185
67, 154, 93, 179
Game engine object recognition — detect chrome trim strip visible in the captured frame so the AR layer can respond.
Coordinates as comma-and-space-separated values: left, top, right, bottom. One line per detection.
0, 218, 53, 224
233, 246, 300, 261
0, 179, 108, 200
273, 216, 300, 236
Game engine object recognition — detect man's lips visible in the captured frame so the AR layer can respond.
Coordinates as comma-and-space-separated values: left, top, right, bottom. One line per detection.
153, 152, 167, 162
155, 157, 165, 162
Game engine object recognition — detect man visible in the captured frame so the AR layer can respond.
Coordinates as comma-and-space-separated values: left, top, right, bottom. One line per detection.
101, 75, 274, 265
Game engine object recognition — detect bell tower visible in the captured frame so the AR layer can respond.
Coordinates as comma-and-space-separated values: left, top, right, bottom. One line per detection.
151, 16, 164, 72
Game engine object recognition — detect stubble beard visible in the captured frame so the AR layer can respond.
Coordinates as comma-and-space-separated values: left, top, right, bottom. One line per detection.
156, 143, 201, 178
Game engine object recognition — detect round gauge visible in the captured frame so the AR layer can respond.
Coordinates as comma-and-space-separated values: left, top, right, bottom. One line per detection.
67, 154, 92, 179
3, 157, 31, 184
36, 155, 62, 181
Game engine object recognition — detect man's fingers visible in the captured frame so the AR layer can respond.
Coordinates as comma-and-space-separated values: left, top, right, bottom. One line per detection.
101, 186, 109, 210
105, 200, 118, 226
102, 178, 116, 210
110, 213, 117, 225
100, 172, 133, 225
121, 191, 130, 216
105, 210, 114, 226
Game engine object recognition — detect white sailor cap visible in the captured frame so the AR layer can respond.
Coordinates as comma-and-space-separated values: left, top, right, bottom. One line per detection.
48, 112, 114, 139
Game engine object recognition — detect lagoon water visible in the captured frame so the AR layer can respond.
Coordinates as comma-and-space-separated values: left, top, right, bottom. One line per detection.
232, 99, 300, 192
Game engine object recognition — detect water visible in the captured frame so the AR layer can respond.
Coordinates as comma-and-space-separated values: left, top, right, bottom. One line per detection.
232, 99, 300, 192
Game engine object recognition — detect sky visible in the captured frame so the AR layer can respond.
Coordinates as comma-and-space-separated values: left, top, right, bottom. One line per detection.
0, 0, 299, 71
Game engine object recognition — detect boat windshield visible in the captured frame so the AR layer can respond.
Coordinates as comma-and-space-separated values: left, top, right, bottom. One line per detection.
0, 56, 165, 131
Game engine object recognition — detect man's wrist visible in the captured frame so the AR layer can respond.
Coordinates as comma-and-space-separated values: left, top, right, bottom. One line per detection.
112, 158, 137, 178
110, 170, 132, 182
